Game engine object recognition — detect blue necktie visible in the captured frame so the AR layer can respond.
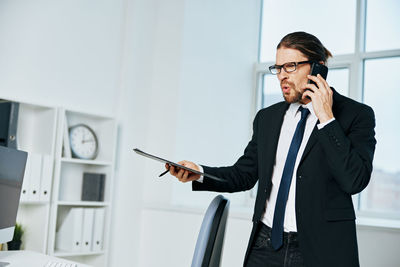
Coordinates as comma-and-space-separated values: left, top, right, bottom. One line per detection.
271, 106, 310, 250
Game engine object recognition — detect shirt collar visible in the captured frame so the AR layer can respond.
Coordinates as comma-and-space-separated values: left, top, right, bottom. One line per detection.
288, 102, 317, 119
287, 102, 301, 118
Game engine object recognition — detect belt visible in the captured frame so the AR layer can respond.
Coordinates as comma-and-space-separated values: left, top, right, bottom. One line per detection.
259, 222, 299, 242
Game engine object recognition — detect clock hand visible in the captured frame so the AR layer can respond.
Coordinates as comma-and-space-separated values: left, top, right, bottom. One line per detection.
82, 139, 95, 144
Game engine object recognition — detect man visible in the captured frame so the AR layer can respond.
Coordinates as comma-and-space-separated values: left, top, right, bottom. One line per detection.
167, 32, 376, 267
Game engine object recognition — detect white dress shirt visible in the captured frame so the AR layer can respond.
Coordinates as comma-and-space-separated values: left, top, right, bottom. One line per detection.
262, 102, 332, 232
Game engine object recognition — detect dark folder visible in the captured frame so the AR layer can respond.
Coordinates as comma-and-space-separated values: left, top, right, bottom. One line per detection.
81, 172, 105, 201
0, 101, 19, 149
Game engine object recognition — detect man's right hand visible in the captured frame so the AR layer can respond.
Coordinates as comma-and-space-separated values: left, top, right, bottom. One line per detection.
166, 160, 201, 183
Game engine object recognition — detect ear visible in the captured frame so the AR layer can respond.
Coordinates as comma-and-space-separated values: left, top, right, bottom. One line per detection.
319, 61, 324, 65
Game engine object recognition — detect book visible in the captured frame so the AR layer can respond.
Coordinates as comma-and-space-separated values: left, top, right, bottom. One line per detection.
81, 173, 105, 202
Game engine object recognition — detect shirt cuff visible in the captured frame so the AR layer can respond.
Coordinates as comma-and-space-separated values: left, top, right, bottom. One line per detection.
196, 164, 204, 183
317, 118, 335, 130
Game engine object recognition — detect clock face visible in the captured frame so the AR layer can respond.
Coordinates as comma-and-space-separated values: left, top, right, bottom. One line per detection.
69, 124, 99, 160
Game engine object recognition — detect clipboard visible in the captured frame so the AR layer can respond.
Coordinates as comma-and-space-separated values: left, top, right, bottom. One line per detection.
133, 148, 226, 182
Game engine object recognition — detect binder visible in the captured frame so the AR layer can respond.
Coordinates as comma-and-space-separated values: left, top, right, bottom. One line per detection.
7, 102, 19, 149
81, 208, 95, 252
63, 114, 71, 158
0, 101, 19, 148
29, 153, 42, 201
20, 152, 31, 202
40, 155, 53, 202
0, 101, 11, 147
92, 208, 105, 252
56, 208, 84, 252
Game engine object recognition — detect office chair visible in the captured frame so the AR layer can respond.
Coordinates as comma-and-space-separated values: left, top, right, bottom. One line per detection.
191, 195, 230, 267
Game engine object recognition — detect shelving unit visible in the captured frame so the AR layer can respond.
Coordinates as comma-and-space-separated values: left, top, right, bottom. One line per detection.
47, 109, 117, 267
1, 100, 117, 267
14, 102, 58, 254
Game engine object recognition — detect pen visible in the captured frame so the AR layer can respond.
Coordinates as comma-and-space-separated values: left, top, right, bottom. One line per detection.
159, 166, 170, 177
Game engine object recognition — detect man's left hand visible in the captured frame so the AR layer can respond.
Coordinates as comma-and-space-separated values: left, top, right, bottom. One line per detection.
302, 74, 334, 123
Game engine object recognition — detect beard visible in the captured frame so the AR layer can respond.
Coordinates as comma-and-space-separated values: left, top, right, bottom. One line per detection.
282, 82, 304, 103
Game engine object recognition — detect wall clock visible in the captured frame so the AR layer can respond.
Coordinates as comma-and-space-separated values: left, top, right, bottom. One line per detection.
69, 124, 99, 160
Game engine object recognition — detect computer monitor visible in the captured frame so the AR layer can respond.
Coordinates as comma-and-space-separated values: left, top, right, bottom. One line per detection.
0, 146, 27, 244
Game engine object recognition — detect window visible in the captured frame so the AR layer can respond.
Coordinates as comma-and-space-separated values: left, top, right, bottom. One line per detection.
361, 57, 400, 216
365, 0, 400, 52
259, 0, 356, 62
256, 0, 400, 219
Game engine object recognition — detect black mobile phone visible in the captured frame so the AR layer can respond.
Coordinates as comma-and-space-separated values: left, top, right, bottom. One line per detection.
305, 62, 328, 99
308, 62, 328, 87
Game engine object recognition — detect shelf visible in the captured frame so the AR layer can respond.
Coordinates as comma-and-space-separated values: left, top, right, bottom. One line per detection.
57, 201, 110, 207
61, 158, 112, 166
66, 109, 114, 120
54, 250, 106, 257
20, 200, 49, 205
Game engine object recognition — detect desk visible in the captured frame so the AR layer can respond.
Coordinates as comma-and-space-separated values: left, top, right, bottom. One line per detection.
0, 251, 91, 267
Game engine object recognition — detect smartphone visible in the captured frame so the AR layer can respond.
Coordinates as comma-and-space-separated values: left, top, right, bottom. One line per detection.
305, 62, 328, 99
308, 62, 328, 87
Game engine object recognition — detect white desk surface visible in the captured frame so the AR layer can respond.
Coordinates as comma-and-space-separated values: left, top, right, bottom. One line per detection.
0, 251, 92, 267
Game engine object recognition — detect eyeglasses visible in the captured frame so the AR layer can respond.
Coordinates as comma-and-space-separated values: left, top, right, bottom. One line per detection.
268, 60, 313, 75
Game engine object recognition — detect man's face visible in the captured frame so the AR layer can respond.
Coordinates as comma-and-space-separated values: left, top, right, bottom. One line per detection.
275, 47, 311, 104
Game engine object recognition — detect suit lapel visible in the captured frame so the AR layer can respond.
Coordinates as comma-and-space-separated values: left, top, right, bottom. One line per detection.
299, 124, 318, 164
268, 102, 290, 154
260, 102, 289, 179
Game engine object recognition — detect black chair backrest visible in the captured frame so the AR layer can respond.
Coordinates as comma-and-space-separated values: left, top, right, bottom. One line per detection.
191, 195, 230, 267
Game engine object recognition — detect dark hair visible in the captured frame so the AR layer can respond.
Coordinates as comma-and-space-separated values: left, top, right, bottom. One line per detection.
277, 31, 332, 63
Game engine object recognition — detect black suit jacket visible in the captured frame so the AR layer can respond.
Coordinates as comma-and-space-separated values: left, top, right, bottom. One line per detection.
193, 89, 376, 267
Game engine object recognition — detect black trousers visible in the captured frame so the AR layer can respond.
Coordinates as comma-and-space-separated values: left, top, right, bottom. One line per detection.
246, 223, 305, 267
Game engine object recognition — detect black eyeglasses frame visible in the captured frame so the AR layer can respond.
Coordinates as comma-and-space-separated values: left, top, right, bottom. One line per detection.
268, 60, 314, 74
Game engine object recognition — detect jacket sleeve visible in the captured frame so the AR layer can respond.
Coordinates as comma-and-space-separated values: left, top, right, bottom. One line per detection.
317, 105, 376, 194
192, 112, 261, 193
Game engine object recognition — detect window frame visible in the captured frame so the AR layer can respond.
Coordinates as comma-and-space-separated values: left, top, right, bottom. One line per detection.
253, 0, 400, 224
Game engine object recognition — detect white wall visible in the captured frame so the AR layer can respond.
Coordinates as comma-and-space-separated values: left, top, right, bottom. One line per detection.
0, 0, 125, 116
109, 0, 261, 266
124, 1, 261, 266
1, 0, 400, 267
108, 0, 186, 265
171, 0, 261, 209
357, 225, 400, 267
